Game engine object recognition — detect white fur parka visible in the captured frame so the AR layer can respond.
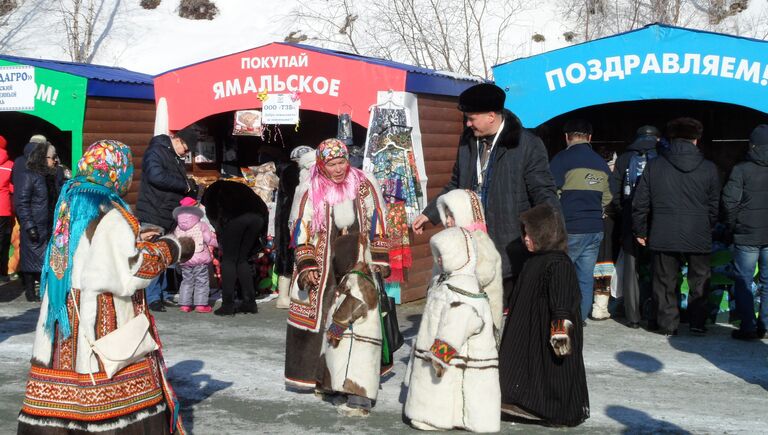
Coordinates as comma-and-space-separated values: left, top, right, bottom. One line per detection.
404, 227, 501, 433
436, 189, 504, 339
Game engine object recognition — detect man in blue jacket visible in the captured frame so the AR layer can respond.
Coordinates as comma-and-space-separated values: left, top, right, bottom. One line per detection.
550, 119, 613, 324
136, 128, 198, 311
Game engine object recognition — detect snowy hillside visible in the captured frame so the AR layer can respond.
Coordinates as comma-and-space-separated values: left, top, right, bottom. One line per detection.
0, 0, 767, 76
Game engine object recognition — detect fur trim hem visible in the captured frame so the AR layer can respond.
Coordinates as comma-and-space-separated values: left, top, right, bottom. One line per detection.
18, 402, 166, 432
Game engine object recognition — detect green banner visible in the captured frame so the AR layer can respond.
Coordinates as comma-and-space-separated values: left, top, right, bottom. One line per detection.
0, 60, 87, 168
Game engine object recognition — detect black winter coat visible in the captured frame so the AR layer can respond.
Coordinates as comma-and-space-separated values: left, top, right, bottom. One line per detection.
721, 143, 768, 246
274, 162, 300, 276
632, 139, 720, 253
15, 167, 58, 273
201, 180, 268, 236
136, 135, 191, 232
11, 142, 37, 196
423, 109, 559, 278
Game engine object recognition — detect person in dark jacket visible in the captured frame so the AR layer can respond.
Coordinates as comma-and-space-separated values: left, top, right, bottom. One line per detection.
15, 141, 59, 301
722, 124, 768, 340
0, 135, 13, 284
136, 129, 198, 311
612, 126, 660, 327
412, 83, 559, 307
550, 119, 613, 323
202, 180, 268, 316
632, 118, 720, 336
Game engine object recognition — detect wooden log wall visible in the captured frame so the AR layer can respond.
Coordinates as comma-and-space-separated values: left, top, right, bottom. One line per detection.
400, 94, 464, 303
82, 97, 156, 206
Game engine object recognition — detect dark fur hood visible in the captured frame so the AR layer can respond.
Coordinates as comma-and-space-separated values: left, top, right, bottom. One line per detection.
519, 203, 568, 253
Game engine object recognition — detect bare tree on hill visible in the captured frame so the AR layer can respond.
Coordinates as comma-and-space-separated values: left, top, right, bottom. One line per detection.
289, 0, 529, 79
59, 0, 97, 62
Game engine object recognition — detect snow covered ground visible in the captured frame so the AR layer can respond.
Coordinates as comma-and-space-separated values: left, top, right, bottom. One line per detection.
1, 282, 768, 434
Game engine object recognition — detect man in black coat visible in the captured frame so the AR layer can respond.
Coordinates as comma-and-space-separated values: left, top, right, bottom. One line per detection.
632, 118, 720, 336
412, 83, 559, 306
722, 124, 768, 340
612, 125, 660, 327
136, 128, 198, 311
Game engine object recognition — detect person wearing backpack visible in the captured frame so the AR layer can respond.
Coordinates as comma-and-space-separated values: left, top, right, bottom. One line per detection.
632, 118, 720, 336
611, 125, 660, 328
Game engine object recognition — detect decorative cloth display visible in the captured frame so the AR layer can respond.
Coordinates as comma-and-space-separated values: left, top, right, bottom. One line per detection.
41, 140, 133, 340
364, 108, 423, 284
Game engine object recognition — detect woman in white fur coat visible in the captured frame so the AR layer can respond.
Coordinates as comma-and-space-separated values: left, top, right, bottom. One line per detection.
436, 189, 504, 341
18, 140, 193, 434
404, 227, 500, 433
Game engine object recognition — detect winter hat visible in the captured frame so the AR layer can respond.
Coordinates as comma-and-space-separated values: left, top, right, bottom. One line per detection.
519, 203, 568, 253
0, 135, 6, 149
316, 138, 348, 166
563, 119, 593, 136
29, 134, 47, 144
179, 196, 198, 207
430, 227, 478, 284
749, 124, 768, 147
458, 83, 505, 113
290, 145, 313, 162
666, 117, 703, 140
436, 189, 487, 233
173, 196, 203, 220
636, 125, 661, 138
174, 126, 198, 150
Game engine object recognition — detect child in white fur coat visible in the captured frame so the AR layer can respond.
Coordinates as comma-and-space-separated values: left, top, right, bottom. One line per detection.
404, 227, 500, 433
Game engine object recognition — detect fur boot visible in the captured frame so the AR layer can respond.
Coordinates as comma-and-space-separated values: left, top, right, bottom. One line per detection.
276, 275, 291, 309
591, 284, 611, 320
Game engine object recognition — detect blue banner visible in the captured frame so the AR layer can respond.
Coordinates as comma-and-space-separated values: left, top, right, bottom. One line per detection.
492, 24, 768, 127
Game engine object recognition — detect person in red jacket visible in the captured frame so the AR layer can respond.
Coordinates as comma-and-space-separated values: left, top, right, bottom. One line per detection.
0, 135, 13, 284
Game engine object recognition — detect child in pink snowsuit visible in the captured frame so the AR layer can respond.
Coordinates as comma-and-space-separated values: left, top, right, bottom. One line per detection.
173, 197, 218, 313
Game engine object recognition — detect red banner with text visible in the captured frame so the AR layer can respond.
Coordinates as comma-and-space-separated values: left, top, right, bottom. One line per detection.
154, 43, 408, 130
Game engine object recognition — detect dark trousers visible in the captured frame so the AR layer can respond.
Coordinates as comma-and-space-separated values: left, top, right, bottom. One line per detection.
652, 251, 710, 332
0, 216, 10, 277
220, 213, 261, 306
623, 243, 653, 323
22, 272, 40, 298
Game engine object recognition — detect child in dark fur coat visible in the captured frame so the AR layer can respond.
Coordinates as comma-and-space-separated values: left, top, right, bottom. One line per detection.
497, 203, 590, 427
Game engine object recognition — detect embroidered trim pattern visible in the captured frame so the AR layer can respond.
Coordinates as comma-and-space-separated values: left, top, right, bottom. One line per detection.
446, 284, 488, 299
134, 241, 173, 280
551, 319, 570, 337
326, 322, 347, 341
21, 358, 163, 423
112, 202, 140, 237
430, 338, 458, 364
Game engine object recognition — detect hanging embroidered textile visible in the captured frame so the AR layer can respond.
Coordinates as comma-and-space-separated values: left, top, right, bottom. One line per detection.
364, 106, 423, 283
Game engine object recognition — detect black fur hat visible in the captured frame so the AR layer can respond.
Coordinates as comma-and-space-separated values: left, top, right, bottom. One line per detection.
519, 203, 568, 253
666, 117, 703, 140
457, 83, 505, 113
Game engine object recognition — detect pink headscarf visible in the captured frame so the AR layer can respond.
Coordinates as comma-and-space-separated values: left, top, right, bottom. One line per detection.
309, 139, 365, 233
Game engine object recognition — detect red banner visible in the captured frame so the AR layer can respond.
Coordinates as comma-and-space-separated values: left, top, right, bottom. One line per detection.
154, 43, 408, 130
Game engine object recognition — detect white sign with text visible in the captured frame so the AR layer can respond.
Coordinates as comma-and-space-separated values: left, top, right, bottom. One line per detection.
0, 65, 35, 111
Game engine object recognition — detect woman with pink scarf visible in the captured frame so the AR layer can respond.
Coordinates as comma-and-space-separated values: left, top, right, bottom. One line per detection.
284, 139, 389, 406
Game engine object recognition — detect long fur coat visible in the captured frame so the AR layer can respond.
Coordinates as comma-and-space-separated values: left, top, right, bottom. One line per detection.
404, 227, 500, 433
